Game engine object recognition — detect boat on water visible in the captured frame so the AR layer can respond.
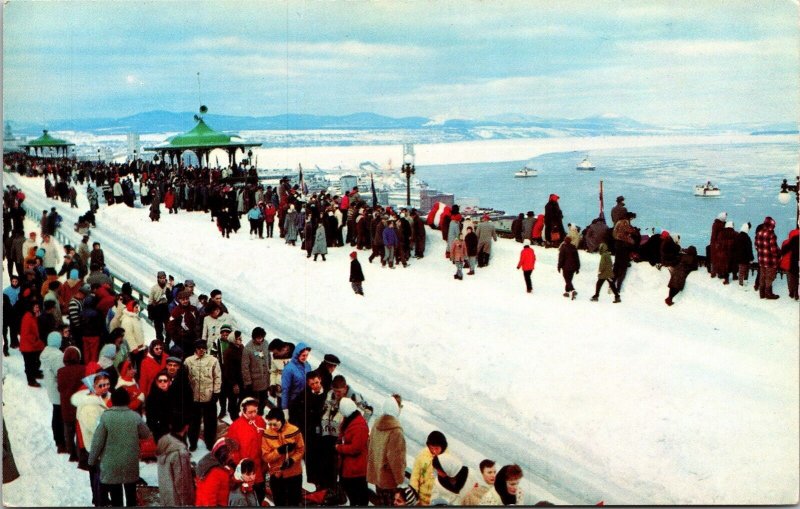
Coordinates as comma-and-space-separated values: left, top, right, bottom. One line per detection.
514, 166, 538, 177
576, 157, 596, 171
694, 182, 721, 197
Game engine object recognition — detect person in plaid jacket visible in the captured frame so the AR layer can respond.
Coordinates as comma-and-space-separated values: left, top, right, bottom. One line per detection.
755, 216, 780, 300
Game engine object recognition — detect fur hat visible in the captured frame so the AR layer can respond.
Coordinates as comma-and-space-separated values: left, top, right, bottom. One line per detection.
717, 211, 727, 221
616, 195, 624, 202
157, 271, 166, 278
725, 220, 734, 229
740, 222, 751, 233
523, 239, 531, 246
194, 339, 207, 351
338, 397, 357, 418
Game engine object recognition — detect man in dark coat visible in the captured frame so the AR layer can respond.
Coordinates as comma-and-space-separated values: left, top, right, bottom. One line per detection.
543, 195, 565, 246
165, 356, 195, 431
167, 291, 199, 356
733, 222, 754, 288
292, 370, 328, 490
410, 209, 426, 258
610, 196, 628, 225
557, 236, 581, 299
511, 213, 524, 243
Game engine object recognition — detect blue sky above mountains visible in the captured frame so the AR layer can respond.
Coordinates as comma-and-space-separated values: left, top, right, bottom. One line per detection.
3, 0, 798, 126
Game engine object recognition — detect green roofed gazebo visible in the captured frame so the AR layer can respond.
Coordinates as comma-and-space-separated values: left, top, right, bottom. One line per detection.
143, 108, 261, 168
20, 130, 75, 157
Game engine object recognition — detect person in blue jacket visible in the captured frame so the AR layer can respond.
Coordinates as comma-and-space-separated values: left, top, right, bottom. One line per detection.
247, 205, 264, 239
281, 342, 311, 424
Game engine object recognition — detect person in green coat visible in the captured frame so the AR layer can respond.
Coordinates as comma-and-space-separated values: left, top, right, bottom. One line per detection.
590, 243, 621, 303
88, 387, 152, 507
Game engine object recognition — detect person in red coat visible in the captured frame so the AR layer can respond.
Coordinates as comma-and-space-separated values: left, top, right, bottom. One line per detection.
516, 240, 537, 294
164, 188, 176, 214
335, 397, 370, 506
225, 397, 267, 504
195, 437, 237, 506
20, 301, 45, 387
138, 340, 167, 398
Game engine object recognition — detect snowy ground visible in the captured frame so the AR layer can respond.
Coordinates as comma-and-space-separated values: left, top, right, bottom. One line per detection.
2, 138, 798, 505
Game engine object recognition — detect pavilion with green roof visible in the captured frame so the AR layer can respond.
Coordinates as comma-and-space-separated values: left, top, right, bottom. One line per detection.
143, 108, 261, 168
20, 130, 75, 157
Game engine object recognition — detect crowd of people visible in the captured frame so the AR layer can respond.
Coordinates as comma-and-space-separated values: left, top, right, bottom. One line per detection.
508, 194, 798, 304
2, 154, 550, 506
3, 153, 797, 507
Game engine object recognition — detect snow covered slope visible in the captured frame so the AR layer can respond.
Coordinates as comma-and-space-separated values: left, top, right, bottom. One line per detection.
2, 169, 797, 506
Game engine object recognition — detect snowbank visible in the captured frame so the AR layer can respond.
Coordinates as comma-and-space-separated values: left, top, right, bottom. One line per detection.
2, 152, 798, 505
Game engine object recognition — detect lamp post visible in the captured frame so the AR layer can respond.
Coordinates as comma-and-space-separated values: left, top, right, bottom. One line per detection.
97, 148, 101, 163
778, 175, 800, 229
402, 153, 415, 206
248, 149, 253, 168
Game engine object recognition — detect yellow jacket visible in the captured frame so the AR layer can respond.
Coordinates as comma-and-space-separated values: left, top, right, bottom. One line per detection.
261, 422, 305, 479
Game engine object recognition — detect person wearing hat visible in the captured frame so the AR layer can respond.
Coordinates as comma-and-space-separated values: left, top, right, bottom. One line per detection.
195, 437, 238, 506
226, 397, 267, 503
3, 274, 22, 352
316, 353, 340, 394
120, 300, 146, 373
167, 290, 200, 357
611, 195, 628, 225
367, 395, 406, 505
543, 193, 565, 247
184, 339, 221, 451
164, 356, 195, 431
148, 271, 170, 344
393, 486, 419, 506
261, 408, 305, 506
139, 340, 168, 398
335, 397, 370, 506
281, 342, 312, 425
475, 214, 498, 268
713, 220, 737, 285
222, 328, 245, 419
349, 251, 365, 296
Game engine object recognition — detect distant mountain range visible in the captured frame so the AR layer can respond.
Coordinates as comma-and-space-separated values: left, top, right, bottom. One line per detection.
6, 111, 797, 137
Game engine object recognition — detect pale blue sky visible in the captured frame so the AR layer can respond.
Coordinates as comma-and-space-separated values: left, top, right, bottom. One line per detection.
3, 0, 798, 125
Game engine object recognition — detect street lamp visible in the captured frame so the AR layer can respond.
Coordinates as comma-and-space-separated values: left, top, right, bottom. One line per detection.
97, 148, 101, 162
247, 149, 253, 167
778, 176, 800, 228
402, 153, 415, 206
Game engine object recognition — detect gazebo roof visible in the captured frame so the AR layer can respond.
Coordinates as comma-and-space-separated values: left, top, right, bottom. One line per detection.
143, 117, 261, 151
20, 130, 74, 148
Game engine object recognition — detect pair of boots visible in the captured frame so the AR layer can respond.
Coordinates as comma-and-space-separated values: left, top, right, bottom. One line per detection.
759, 286, 780, 299
563, 291, 577, 300
313, 254, 326, 261
590, 295, 621, 303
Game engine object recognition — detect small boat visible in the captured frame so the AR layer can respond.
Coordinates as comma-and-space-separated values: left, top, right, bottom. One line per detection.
694, 182, 721, 197
576, 157, 595, 171
514, 166, 538, 178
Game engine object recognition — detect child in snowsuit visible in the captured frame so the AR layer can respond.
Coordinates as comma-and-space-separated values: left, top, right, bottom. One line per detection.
590, 243, 621, 303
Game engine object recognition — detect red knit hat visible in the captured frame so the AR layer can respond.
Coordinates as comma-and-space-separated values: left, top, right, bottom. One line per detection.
126, 300, 138, 313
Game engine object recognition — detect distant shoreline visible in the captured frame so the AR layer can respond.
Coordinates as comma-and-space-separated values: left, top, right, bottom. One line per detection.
249, 133, 797, 170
